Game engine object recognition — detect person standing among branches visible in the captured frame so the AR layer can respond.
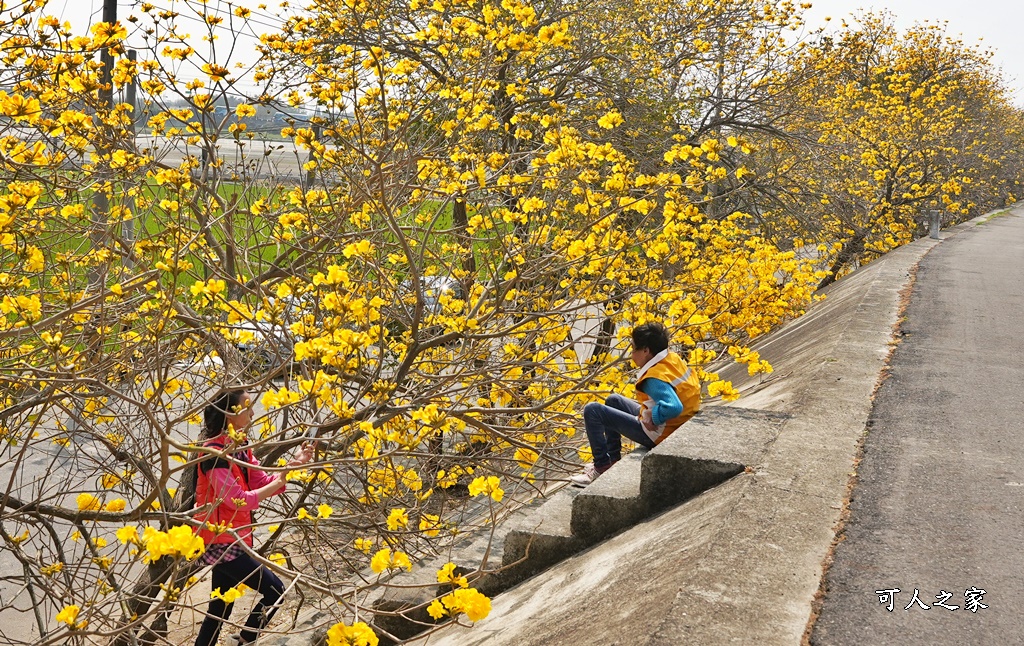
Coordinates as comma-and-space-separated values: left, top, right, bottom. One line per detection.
571, 322, 701, 486
193, 389, 314, 646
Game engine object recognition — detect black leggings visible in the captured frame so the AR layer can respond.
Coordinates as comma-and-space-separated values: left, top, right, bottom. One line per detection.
195, 552, 285, 646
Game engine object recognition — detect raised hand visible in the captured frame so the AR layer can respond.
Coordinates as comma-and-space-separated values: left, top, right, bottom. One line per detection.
289, 441, 316, 467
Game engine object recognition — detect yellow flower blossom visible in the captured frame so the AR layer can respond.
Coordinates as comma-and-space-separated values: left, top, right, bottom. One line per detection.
210, 586, 246, 603
427, 599, 446, 620
202, 63, 230, 82
326, 620, 379, 646
468, 476, 504, 502
429, 588, 491, 622
116, 526, 139, 545
40, 562, 62, 577
76, 493, 101, 511
401, 468, 423, 492
142, 525, 204, 563
342, 239, 374, 258
514, 447, 539, 469
90, 21, 127, 45
597, 110, 624, 129
437, 562, 468, 588
370, 548, 412, 573
354, 537, 373, 553
419, 513, 441, 537
707, 380, 740, 401
55, 604, 81, 627
104, 498, 127, 512
386, 508, 409, 531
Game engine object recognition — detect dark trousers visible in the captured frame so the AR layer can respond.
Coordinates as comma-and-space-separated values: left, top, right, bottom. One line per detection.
583, 394, 656, 469
195, 552, 285, 646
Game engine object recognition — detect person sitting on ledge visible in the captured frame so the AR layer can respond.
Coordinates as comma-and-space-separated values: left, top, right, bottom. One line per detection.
571, 321, 701, 487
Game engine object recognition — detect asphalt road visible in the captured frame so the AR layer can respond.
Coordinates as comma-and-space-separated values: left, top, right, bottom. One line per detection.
811, 210, 1024, 644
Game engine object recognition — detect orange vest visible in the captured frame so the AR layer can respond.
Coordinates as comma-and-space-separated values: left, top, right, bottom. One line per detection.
635, 350, 701, 444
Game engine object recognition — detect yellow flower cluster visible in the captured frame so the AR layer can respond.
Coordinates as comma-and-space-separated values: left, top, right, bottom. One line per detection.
354, 537, 374, 553
41, 562, 63, 577
141, 525, 205, 563
707, 380, 741, 402
326, 620, 379, 646
514, 446, 539, 469
370, 548, 412, 574
190, 279, 227, 306
437, 562, 468, 588
262, 386, 304, 409
104, 498, 127, 512
116, 525, 139, 545
419, 513, 442, 537
75, 493, 101, 511
211, 585, 247, 603
386, 507, 409, 531
426, 587, 492, 622
468, 476, 504, 502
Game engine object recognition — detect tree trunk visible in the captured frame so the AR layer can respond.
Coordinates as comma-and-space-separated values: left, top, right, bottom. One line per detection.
816, 230, 866, 291
591, 304, 619, 362
451, 197, 477, 295
112, 462, 200, 645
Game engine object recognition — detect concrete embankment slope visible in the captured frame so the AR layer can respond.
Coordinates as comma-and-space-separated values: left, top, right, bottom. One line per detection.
414, 212, 1001, 645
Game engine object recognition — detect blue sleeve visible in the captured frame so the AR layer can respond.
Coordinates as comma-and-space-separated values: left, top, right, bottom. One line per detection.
639, 378, 683, 426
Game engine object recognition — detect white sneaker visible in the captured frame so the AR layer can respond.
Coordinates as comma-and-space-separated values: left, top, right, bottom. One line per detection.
570, 464, 599, 487
224, 634, 249, 646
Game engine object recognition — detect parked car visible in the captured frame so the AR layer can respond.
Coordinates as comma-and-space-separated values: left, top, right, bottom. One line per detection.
387, 275, 465, 339
232, 318, 295, 380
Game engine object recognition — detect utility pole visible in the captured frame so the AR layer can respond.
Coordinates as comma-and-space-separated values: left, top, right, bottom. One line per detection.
100, 0, 117, 102
69, 0, 119, 443
88, 0, 118, 293
124, 49, 138, 251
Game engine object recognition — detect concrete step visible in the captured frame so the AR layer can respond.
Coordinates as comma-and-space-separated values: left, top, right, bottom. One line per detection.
571, 449, 647, 542
372, 488, 587, 624
477, 487, 587, 596
365, 490, 588, 643
570, 406, 786, 545
640, 406, 787, 514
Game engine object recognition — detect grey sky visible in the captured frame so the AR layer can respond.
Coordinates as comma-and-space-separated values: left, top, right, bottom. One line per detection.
49, 1, 1024, 103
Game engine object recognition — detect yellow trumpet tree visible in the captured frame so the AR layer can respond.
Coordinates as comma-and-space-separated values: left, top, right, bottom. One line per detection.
766, 13, 1024, 287
18, 1, 1020, 644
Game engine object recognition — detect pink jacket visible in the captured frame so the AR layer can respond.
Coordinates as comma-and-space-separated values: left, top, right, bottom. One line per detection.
193, 436, 282, 547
